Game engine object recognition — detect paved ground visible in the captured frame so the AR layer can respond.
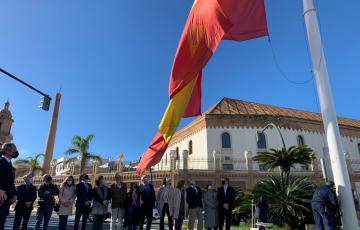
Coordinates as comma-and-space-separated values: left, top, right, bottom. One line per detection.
4, 211, 172, 230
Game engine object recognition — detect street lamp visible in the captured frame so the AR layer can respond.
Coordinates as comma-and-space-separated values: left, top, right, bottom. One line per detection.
0, 68, 52, 111
256, 123, 286, 149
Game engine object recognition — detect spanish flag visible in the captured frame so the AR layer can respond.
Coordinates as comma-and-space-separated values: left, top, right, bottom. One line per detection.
137, 0, 268, 175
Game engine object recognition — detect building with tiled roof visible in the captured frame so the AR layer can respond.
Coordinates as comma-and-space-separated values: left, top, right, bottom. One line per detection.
154, 97, 360, 182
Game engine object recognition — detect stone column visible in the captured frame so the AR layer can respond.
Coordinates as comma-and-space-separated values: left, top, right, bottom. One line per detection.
70, 162, 76, 175
42, 93, 61, 173
345, 152, 354, 187
170, 150, 177, 186
182, 150, 189, 182
49, 160, 57, 176
310, 157, 318, 172
245, 151, 254, 189
117, 154, 125, 173
92, 160, 99, 186
213, 150, 221, 187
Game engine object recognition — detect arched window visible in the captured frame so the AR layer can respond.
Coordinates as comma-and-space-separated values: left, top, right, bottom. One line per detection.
257, 132, 267, 149
189, 141, 193, 155
221, 132, 231, 148
297, 135, 305, 146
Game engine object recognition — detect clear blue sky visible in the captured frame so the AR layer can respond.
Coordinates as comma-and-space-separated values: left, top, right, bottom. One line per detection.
0, 0, 359, 162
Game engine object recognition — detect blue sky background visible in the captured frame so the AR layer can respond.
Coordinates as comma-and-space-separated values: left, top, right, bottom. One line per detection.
0, 0, 359, 162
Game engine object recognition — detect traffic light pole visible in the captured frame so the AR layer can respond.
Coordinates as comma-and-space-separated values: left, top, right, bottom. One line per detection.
0, 68, 51, 110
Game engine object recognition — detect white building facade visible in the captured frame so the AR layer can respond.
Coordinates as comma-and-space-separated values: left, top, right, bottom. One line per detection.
155, 98, 360, 181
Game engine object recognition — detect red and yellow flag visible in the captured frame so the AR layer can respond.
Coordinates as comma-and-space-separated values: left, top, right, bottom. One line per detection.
137, 0, 268, 175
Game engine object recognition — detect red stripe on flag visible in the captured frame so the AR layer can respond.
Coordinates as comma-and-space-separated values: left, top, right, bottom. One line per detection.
183, 72, 202, 118
137, 132, 168, 175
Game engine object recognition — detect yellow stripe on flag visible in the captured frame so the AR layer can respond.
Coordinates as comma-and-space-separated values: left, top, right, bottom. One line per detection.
159, 75, 199, 143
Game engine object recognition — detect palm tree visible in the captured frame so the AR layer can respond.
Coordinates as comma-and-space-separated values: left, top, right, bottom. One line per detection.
252, 174, 314, 229
253, 145, 315, 173
14, 153, 45, 175
65, 134, 102, 173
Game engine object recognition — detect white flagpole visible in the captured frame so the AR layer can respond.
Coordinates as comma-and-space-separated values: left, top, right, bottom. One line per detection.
303, 0, 358, 228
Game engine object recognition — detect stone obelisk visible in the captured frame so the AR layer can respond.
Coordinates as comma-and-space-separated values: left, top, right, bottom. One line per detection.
42, 93, 61, 173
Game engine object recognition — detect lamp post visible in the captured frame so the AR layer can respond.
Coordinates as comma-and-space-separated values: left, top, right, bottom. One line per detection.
257, 123, 286, 149
0, 68, 52, 111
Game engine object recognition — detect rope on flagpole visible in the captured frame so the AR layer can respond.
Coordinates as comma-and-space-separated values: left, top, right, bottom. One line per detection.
267, 36, 313, 85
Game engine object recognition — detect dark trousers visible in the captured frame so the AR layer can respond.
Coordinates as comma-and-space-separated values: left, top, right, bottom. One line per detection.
58, 215, 69, 230
35, 207, 53, 230
140, 205, 153, 230
160, 203, 173, 230
219, 208, 231, 230
0, 215, 6, 230
13, 209, 32, 230
311, 202, 334, 230
92, 215, 105, 230
174, 214, 184, 230
74, 208, 90, 230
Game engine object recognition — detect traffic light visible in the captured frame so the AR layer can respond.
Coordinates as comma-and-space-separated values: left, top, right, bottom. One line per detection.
39, 95, 51, 111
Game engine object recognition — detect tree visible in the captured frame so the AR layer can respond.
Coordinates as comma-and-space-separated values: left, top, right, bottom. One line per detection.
252, 174, 314, 229
14, 153, 45, 175
65, 134, 102, 173
253, 146, 315, 173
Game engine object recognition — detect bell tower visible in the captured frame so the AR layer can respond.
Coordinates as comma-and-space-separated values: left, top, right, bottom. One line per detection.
0, 101, 14, 144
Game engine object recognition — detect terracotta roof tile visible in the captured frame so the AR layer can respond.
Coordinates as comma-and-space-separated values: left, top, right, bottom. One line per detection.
205, 97, 360, 129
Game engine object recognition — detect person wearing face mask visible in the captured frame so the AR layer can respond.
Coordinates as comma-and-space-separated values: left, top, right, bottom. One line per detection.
173, 180, 187, 230
204, 184, 218, 230
110, 173, 127, 230
35, 174, 60, 230
0, 143, 19, 229
13, 173, 37, 230
74, 173, 93, 230
217, 178, 235, 230
186, 180, 203, 230
139, 175, 156, 230
91, 175, 111, 230
157, 178, 175, 230
57, 175, 76, 230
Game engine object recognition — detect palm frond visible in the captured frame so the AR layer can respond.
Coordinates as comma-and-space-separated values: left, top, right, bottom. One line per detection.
65, 148, 79, 155
34, 153, 45, 162
88, 154, 102, 164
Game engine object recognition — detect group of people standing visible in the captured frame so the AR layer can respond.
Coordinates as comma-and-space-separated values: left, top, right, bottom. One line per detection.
0, 142, 237, 230
154, 177, 236, 230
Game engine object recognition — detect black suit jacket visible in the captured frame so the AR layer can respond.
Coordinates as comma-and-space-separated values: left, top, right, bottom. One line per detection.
75, 182, 93, 210
15, 184, 37, 212
186, 186, 203, 209
0, 157, 16, 215
217, 185, 235, 210
139, 183, 156, 208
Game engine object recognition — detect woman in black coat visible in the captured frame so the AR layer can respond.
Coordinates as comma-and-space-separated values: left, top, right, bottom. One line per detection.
126, 183, 141, 230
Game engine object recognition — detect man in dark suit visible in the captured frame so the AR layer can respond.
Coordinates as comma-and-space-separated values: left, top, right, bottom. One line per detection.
186, 180, 203, 230
13, 173, 37, 230
35, 174, 59, 230
139, 175, 156, 230
0, 143, 19, 230
74, 173, 93, 230
311, 181, 338, 230
217, 178, 235, 230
